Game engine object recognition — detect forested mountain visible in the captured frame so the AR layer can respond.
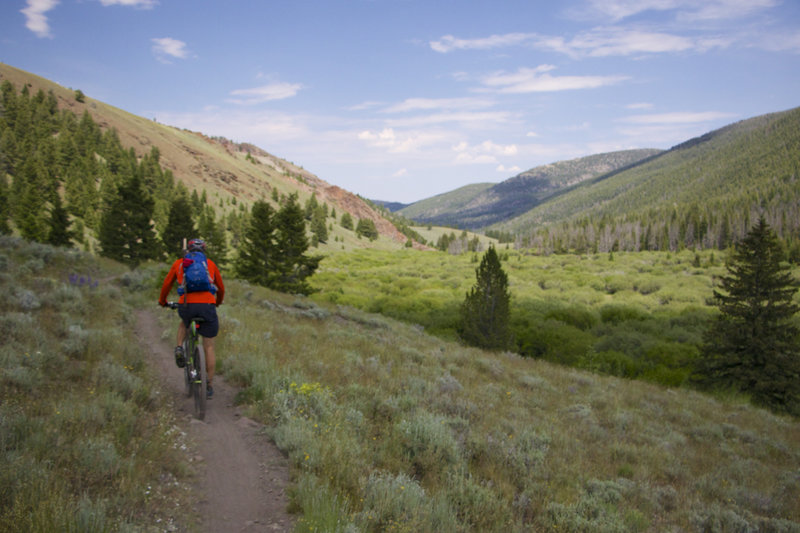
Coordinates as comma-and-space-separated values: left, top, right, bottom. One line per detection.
491, 107, 800, 256
399, 149, 661, 229
0, 62, 412, 257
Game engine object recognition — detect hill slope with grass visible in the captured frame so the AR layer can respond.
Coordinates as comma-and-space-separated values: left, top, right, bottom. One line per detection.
399, 149, 661, 229
0, 62, 410, 249
490, 107, 800, 254
4, 233, 800, 531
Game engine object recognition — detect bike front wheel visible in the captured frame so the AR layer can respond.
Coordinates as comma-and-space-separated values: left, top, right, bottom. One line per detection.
193, 344, 207, 420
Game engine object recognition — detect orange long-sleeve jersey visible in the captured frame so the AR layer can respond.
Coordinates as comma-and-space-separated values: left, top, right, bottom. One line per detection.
159, 257, 225, 306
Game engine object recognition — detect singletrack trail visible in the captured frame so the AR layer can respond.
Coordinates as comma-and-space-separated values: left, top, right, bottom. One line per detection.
135, 309, 294, 532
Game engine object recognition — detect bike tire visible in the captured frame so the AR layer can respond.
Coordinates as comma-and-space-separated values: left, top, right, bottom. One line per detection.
194, 344, 207, 420
183, 340, 192, 397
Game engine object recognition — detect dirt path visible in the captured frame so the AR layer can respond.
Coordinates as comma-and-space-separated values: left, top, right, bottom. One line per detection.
134, 309, 294, 532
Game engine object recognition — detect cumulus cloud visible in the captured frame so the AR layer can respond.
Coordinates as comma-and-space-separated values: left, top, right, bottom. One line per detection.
480, 65, 627, 93
620, 111, 736, 124
452, 140, 518, 165
583, 0, 778, 22
227, 82, 305, 105
99, 0, 157, 7
21, 0, 59, 38
151, 37, 189, 63
383, 97, 494, 113
430, 32, 537, 53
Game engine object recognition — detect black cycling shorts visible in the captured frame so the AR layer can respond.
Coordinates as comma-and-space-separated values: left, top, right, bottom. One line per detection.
178, 303, 220, 338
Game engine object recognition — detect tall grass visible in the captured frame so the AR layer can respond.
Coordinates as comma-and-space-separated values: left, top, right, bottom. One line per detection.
309, 248, 798, 389
0, 237, 193, 533
202, 277, 800, 532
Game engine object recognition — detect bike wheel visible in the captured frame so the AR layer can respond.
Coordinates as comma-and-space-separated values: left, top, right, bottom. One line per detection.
183, 341, 192, 397
193, 344, 207, 420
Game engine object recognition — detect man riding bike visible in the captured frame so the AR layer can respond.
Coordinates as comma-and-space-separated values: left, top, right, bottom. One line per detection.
159, 238, 225, 398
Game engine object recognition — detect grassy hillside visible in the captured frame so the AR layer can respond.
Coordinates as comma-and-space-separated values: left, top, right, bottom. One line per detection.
0, 62, 410, 248
399, 150, 661, 229
0, 238, 194, 532
3, 238, 799, 532
210, 262, 799, 531
491, 107, 800, 254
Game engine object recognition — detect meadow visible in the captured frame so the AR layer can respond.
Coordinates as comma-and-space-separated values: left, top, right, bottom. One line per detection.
0, 237, 195, 532
308, 246, 752, 387
3, 238, 799, 532
206, 274, 799, 532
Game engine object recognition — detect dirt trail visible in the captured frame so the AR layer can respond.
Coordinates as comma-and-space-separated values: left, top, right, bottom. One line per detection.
134, 309, 294, 532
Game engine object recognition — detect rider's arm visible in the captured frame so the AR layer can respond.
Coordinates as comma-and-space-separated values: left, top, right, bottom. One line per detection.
212, 261, 224, 306
158, 261, 179, 306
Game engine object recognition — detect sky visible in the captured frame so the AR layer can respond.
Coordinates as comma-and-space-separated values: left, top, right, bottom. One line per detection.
2, 0, 799, 203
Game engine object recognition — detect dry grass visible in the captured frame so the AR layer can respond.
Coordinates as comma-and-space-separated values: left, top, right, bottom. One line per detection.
198, 278, 800, 532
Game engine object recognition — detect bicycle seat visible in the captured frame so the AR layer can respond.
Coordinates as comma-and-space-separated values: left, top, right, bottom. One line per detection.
190, 316, 207, 323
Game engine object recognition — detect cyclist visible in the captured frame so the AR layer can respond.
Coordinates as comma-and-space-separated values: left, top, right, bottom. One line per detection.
159, 238, 225, 398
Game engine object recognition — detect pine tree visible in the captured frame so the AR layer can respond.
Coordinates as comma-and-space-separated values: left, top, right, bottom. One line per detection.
694, 216, 800, 414
235, 200, 277, 287
198, 205, 229, 267
311, 206, 328, 244
162, 193, 195, 257
459, 246, 513, 351
355, 218, 378, 240
47, 194, 73, 247
273, 194, 321, 294
98, 173, 162, 267
340, 212, 354, 230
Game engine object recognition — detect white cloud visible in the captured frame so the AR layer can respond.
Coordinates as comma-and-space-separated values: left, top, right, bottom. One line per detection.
559, 27, 698, 57
496, 164, 522, 173
430, 32, 537, 53
21, 0, 59, 38
383, 97, 494, 113
452, 140, 518, 165
227, 82, 304, 105
620, 111, 736, 124
99, 0, 157, 7
385, 111, 512, 129
151, 37, 189, 63
392, 168, 408, 178
627, 102, 654, 110
582, 0, 778, 22
480, 65, 627, 93
358, 128, 449, 154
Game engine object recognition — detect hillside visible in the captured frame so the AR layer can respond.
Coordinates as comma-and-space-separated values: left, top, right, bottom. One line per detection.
490, 107, 800, 254
399, 149, 661, 229
0, 62, 411, 249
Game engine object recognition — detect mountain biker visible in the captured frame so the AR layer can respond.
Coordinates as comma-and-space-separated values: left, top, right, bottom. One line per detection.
158, 238, 225, 399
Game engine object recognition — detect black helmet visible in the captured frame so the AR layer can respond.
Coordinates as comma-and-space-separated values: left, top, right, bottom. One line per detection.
187, 238, 207, 253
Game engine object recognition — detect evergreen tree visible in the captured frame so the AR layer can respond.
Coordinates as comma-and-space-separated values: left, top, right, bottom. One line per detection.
235, 200, 278, 287
311, 206, 328, 244
459, 246, 513, 351
198, 205, 229, 267
162, 193, 195, 257
0, 174, 9, 234
694, 216, 800, 414
46, 194, 73, 247
340, 212, 354, 230
98, 173, 162, 266
273, 193, 321, 294
355, 218, 378, 240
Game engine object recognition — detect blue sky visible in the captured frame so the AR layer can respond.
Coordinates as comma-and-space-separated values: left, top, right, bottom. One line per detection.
3, 0, 799, 203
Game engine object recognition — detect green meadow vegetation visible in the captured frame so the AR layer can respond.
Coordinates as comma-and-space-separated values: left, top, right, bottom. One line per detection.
206, 265, 799, 531
0, 237, 195, 532
4, 238, 800, 532
309, 247, 776, 389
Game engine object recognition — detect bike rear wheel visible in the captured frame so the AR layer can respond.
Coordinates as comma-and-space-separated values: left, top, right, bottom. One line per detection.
193, 344, 207, 420
183, 340, 192, 397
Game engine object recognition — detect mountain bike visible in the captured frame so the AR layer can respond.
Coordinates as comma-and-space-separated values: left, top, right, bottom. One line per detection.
167, 302, 207, 420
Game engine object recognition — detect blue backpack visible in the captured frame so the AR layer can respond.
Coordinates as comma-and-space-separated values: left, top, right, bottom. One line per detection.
178, 251, 217, 295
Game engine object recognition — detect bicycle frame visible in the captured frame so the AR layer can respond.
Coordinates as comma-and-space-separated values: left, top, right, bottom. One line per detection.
168, 302, 207, 420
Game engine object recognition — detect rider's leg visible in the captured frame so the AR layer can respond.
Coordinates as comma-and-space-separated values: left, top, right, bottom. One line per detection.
202, 336, 215, 387
176, 321, 186, 347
